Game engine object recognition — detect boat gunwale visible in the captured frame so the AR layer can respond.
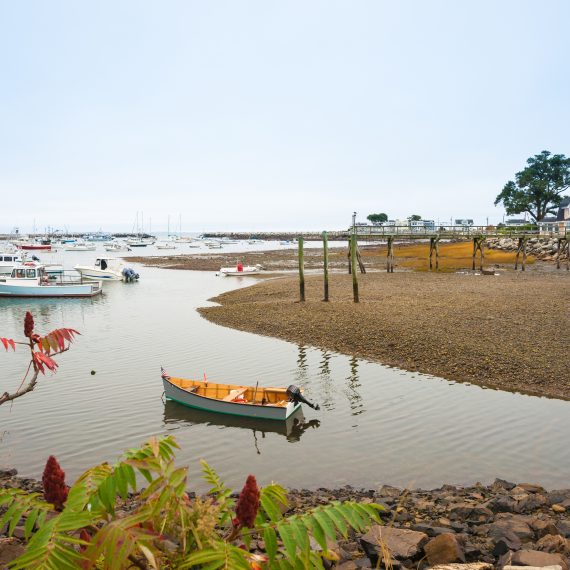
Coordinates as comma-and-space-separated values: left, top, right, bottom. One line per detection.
164, 376, 294, 411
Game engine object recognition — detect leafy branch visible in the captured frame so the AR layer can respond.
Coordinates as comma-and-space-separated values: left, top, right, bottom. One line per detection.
0, 311, 79, 406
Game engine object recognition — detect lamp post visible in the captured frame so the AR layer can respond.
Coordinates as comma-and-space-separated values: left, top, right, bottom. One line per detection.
352, 211, 357, 236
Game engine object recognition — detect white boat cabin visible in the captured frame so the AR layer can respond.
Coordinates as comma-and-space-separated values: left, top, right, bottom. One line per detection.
9, 265, 48, 282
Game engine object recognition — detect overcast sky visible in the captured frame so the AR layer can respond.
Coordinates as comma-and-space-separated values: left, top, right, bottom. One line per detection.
1, 1, 568, 233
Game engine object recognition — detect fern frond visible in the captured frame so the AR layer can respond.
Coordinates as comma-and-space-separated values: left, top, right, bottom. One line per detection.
9, 508, 94, 569
0, 488, 53, 541
179, 541, 251, 570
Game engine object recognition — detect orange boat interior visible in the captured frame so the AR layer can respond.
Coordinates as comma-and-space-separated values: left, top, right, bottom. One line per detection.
168, 377, 291, 407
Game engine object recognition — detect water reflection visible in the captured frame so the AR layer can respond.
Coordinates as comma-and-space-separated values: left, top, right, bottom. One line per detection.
344, 356, 364, 416
318, 351, 335, 410
163, 400, 320, 453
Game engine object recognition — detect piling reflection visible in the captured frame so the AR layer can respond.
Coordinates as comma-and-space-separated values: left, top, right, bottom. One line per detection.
163, 400, 320, 453
318, 351, 335, 410
344, 356, 364, 415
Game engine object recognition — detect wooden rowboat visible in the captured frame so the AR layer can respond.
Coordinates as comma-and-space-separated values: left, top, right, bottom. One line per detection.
161, 370, 319, 421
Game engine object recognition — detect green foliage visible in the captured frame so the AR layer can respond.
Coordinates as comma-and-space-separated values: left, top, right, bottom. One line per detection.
407, 214, 421, 221
0, 436, 383, 569
495, 150, 570, 221
366, 213, 388, 224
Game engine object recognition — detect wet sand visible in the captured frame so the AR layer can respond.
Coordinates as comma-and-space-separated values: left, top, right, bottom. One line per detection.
199, 271, 570, 400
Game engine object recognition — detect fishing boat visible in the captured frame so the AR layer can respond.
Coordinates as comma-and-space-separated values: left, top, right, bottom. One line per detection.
0, 264, 102, 297
14, 238, 52, 251
161, 369, 319, 420
217, 263, 261, 276
74, 257, 139, 282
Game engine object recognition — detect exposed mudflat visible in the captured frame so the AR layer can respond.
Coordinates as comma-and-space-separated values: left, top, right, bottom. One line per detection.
199, 271, 570, 400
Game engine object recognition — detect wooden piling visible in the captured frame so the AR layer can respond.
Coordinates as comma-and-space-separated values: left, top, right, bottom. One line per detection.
387, 236, 394, 273
298, 237, 305, 302
472, 236, 485, 271
322, 231, 329, 301
556, 237, 569, 271
515, 237, 527, 271
350, 235, 359, 303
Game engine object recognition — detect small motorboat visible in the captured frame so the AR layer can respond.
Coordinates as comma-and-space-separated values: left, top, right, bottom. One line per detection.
65, 241, 96, 251
161, 369, 319, 420
156, 242, 177, 250
104, 242, 130, 252
0, 264, 102, 297
217, 263, 261, 276
74, 257, 139, 282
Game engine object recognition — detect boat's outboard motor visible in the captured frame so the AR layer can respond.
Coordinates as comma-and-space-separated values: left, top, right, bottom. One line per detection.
286, 385, 320, 410
32, 255, 40, 261
122, 268, 140, 283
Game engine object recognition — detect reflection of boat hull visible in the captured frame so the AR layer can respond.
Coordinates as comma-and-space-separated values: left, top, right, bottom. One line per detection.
162, 376, 301, 420
163, 400, 309, 440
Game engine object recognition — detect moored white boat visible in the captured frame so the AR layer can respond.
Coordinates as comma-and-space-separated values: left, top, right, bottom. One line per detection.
74, 257, 139, 282
65, 241, 96, 251
217, 263, 261, 276
0, 264, 102, 297
156, 242, 177, 250
104, 242, 130, 252
161, 370, 319, 420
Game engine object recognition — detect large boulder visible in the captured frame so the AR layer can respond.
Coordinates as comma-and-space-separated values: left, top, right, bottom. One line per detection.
360, 526, 428, 564
489, 517, 534, 541
424, 534, 465, 566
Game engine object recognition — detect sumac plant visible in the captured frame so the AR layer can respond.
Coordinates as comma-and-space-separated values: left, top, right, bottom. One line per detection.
0, 436, 383, 569
0, 311, 79, 406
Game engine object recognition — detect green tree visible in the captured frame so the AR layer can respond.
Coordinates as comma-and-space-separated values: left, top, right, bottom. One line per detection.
407, 214, 421, 221
495, 150, 570, 221
366, 213, 388, 224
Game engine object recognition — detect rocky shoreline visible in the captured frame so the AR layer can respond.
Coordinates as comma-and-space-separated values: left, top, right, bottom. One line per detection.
1, 468, 568, 568
487, 237, 569, 263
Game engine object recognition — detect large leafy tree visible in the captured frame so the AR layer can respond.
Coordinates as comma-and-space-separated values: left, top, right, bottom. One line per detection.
366, 212, 388, 224
495, 150, 570, 221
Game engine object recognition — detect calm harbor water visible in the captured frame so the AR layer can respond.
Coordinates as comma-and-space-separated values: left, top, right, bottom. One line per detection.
1, 243, 569, 491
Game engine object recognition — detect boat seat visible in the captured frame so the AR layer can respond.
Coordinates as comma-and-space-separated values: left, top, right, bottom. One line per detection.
222, 388, 247, 402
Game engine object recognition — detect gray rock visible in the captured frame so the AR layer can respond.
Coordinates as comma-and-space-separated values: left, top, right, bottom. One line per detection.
547, 490, 570, 506
0, 469, 17, 478
450, 505, 493, 524
492, 530, 522, 556
411, 524, 455, 537
557, 520, 570, 538
360, 526, 428, 563
489, 517, 534, 541
511, 549, 568, 570
424, 534, 466, 566
492, 479, 517, 491
517, 494, 548, 513
487, 496, 518, 513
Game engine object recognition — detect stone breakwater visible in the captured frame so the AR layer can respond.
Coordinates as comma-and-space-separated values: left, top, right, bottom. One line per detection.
487, 237, 569, 261
2, 468, 569, 569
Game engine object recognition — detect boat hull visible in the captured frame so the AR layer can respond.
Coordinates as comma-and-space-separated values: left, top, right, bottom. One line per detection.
17, 245, 52, 251
162, 378, 300, 420
0, 283, 102, 297
74, 267, 123, 281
